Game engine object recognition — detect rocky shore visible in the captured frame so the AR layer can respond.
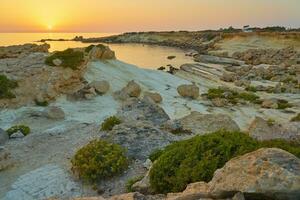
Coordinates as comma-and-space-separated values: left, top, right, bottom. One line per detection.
0, 34, 300, 200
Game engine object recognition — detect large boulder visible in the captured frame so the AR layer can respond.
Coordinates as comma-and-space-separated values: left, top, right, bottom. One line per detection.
90, 80, 110, 94
248, 117, 300, 141
114, 81, 142, 100
43, 106, 65, 120
118, 98, 170, 126
88, 45, 116, 60
0, 128, 9, 145
170, 112, 240, 135
101, 120, 176, 161
177, 84, 199, 99
209, 148, 300, 200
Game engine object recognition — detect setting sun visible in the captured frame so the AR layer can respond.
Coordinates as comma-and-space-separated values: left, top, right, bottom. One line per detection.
47, 25, 53, 31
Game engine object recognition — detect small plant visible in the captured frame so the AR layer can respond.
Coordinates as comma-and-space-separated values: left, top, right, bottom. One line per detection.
101, 116, 122, 131
237, 92, 260, 103
245, 86, 257, 92
0, 75, 18, 99
71, 140, 128, 183
34, 99, 49, 107
291, 113, 300, 122
207, 88, 225, 99
45, 48, 84, 70
126, 176, 144, 192
6, 125, 30, 138
277, 99, 293, 109
267, 118, 275, 126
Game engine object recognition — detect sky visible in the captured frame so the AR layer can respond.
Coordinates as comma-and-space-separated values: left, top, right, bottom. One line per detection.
1, 0, 300, 33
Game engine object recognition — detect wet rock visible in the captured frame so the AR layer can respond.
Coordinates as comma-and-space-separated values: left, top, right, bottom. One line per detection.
101, 120, 176, 161
43, 106, 65, 120
209, 148, 300, 200
177, 84, 199, 99
119, 98, 170, 126
144, 92, 162, 103
248, 117, 300, 141
90, 80, 110, 94
0, 128, 9, 145
176, 112, 240, 135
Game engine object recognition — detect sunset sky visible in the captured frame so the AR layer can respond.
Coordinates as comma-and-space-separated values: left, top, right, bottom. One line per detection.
1, 0, 300, 33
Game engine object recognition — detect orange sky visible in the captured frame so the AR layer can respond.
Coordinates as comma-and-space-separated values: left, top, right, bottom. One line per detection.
1, 0, 299, 32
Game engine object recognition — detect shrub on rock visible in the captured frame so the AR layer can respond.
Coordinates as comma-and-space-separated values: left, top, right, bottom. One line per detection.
6, 125, 30, 138
101, 116, 122, 131
149, 130, 259, 193
71, 140, 128, 183
45, 48, 84, 70
0, 75, 18, 99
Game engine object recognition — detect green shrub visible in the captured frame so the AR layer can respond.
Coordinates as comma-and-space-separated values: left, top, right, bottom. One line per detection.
237, 92, 260, 103
6, 125, 30, 138
0, 75, 18, 99
34, 99, 49, 107
149, 130, 259, 193
101, 116, 122, 131
45, 48, 84, 70
267, 118, 275, 126
71, 140, 128, 183
149, 130, 300, 193
291, 113, 300, 122
260, 139, 300, 158
245, 86, 257, 92
207, 88, 225, 99
277, 99, 293, 109
126, 176, 144, 192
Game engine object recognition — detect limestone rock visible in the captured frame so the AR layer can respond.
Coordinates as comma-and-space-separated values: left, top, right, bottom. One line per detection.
0, 147, 13, 171
221, 72, 236, 82
124, 81, 142, 98
248, 117, 300, 141
166, 182, 211, 200
0, 128, 9, 145
209, 148, 300, 200
176, 112, 240, 135
90, 80, 110, 94
9, 130, 25, 138
89, 45, 116, 60
211, 98, 227, 107
101, 120, 176, 161
43, 106, 65, 120
52, 58, 62, 66
177, 84, 199, 99
261, 99, 278, 109
194, 54, 245, 66
144, 92, 162, 103
118, 98, 170, 126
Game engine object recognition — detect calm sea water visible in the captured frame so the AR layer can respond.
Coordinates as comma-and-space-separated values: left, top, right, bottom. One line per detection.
0, 33, 195, 69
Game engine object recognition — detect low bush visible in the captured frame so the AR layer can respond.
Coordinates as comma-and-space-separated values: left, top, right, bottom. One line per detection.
6, 125, 30, 138
291, 113, 300, 122
34, 99, 49, 107
149, 130, 300, 193
45, 48, 84, 70
149, 130, 259, 193
126, 176, 144, 192
277, 99, 293, 109
207, 88, 260, 104
245, 86, 257, 92
101, 116, 122, 131
71, 140, 128, 183
0, 75, 18, 99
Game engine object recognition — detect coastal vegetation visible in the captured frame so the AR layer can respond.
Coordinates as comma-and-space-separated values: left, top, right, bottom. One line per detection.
149, 130, 300, 193
6, 125, 31, 138
0, 75, 18, 99
45, 48, 84, 70
291, 113, 300, 122
100, 116, 122, 131
71, 140, 128, 183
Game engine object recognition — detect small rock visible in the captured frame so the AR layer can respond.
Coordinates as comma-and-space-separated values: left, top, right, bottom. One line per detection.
9, 131, 25, 138
120, 80, 142, 98
43, 106, 65, 120
167, 56, 176, 60
261, 99, 278, 109
90, 80, 110, 94
144, 92, 163, 103
143, 159, 152, 170
212, 98, 227, 107
177, 84, 199, 99
52, 58, 62, 66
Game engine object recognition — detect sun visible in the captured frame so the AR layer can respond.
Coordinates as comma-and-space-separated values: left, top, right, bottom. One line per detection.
47, 25, 53, 31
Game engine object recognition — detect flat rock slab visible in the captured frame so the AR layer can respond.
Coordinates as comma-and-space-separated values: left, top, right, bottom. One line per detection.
4, 164, 82, 200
